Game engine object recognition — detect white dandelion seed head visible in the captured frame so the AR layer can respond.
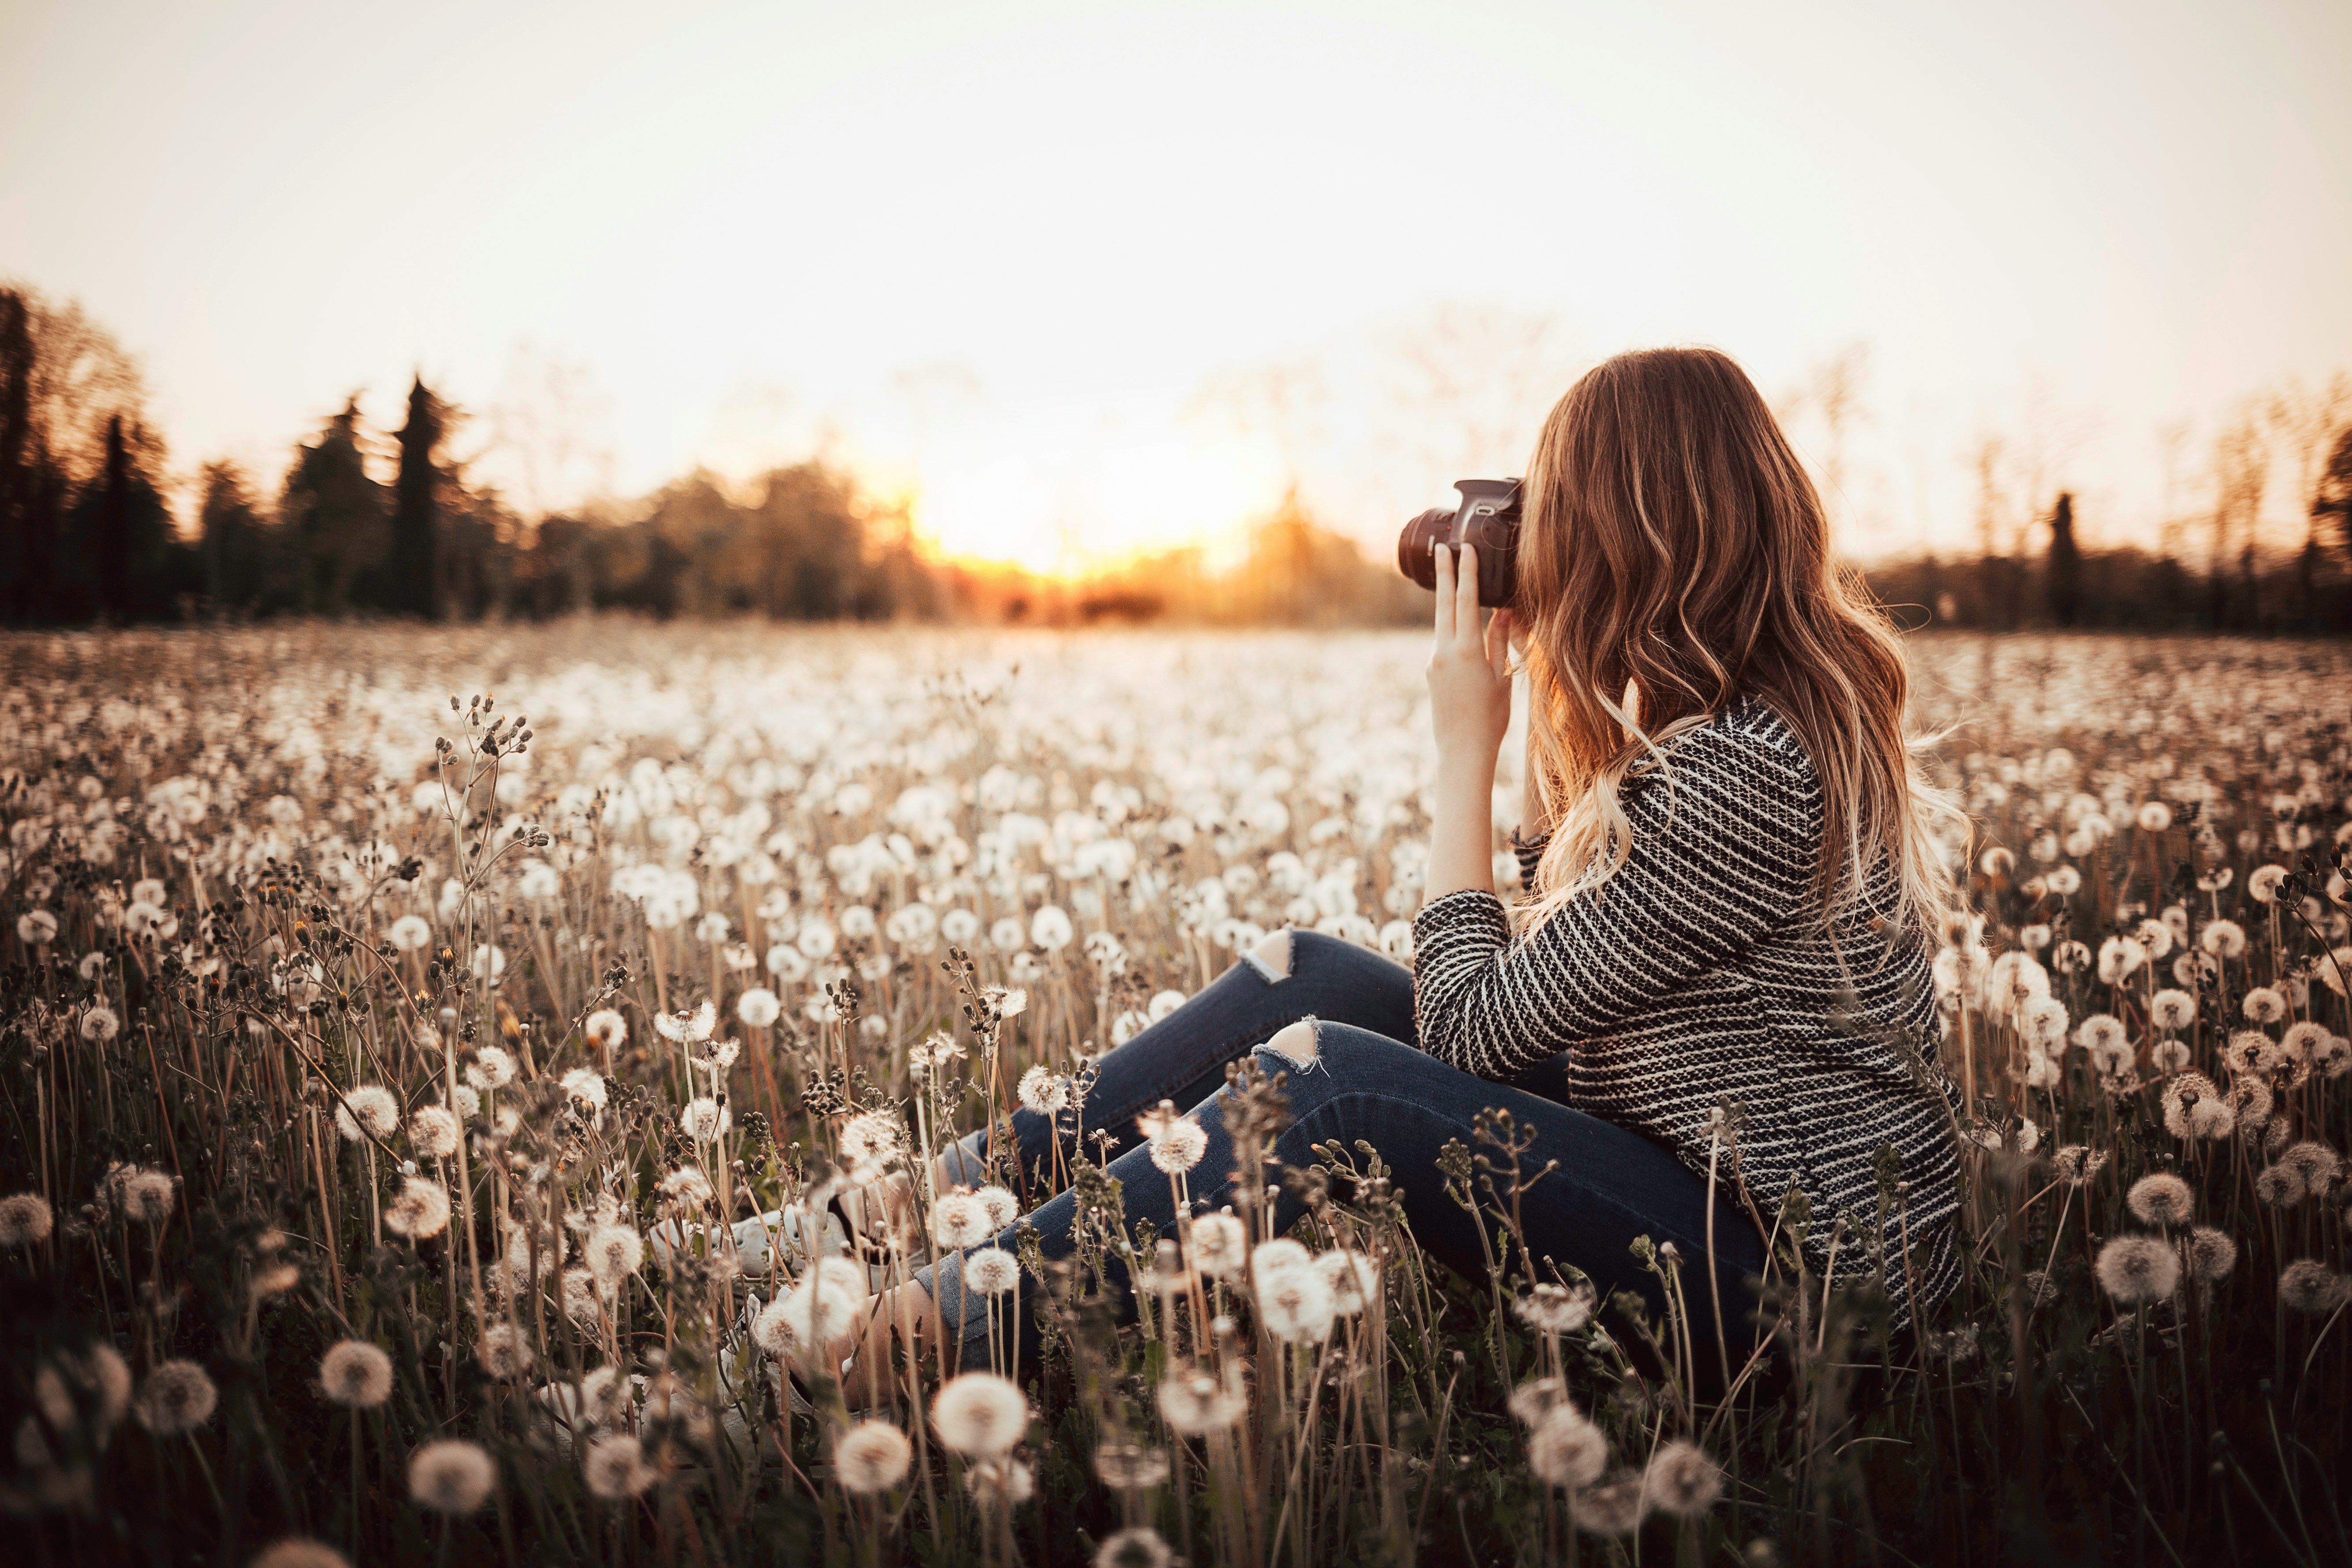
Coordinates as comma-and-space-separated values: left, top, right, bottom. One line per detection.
1513, 1280, 1597, 1335
133, 1360, 218, 1436
2093, 1236, 2180, 1305
2247, 864, 2288, 903
406, 1439, 496, 1514
1188, 1212, 1247, 1277
1016, 1065, 1068, 1115
464, 1046, 516, 1091
1642, 1439, 1725, 1518
318, 1340, 393, 1408
80, 1005, 120, 1042
387, 914, 432, 952
1508, 1376, 1574, 1428
2187, 1226, 2238, 1282
334, 1085, 400, 1143
121, 1169, 177, 1225
1147, 1118, 1208, 1175
583, 1223, 645, 1286
1527, 1406, 1609, 1489
2278, 1259, 2351, 1315
584, 1009, 627, 1049
560, 1068, 608, 1113
833, 1420, 913, 1495
931, 1372, 1030, 1456
583, 1434, 658, 1500
2243, 987, 2288, 1025
1093, 1527, 1173, 1568
1093, 1443, 1172, 1491
2149, 989, 2197, 1032
965, 1246, 1022, 1297
973, 1185, 1019, 1230
1255, 1263, 1336, 1343
477, 1324, 532, 1380
384, 1178, 451, 1241
0, 1192, 55, 1248
2126, 1173, 2194, 1227
2200, 919, 2247, 959
838, 1112, 902, 1169
408, 1105, 459, 1159
679, 1098, 730, 1143
736, 988, 781, 1028
658, 1165, 714, 1205
962, 1456, 1035, 1508
1316, 1249, 1380, 1317
1157, 1365, 1247, 1434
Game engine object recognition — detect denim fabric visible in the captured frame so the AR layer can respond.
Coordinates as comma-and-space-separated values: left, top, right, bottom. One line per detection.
916, 932, 1767, 1381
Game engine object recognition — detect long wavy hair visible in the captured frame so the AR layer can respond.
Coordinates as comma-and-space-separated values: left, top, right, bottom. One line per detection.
1514, 346, 1957, 941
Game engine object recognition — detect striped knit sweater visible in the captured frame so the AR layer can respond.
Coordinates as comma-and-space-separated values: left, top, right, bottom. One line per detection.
1411, 694, 1962, 1326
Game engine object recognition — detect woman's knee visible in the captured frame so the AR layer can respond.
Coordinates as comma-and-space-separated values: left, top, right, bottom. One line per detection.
1246, 928, 1292, 980
1263, 1016, 1317, 1064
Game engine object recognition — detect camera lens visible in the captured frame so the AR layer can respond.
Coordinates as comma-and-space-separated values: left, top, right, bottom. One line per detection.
1395, 508, 1455, 593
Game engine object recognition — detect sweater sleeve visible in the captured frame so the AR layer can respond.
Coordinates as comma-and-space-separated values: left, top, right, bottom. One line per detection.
1411, 722, 1821, 1083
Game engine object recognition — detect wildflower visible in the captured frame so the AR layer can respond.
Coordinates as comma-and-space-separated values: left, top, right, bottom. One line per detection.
18, 909, 57, 944
963, 1456, 1034, 1507
2050, 1145, 2110, 1185
1509, 1376, 1573, 1427
1256, 1263, 1336, 1343
973, 1185, 1018, 1230
2079, 1014, 2133, 1076
2200, 920, 2247, 959
1030, 906, 1074, 951
2150, 989, 2197, 1032
756, 1256, 867, 1355
2316, 948, 2352, 999
560, 1269, 605, 1324
838, 1112, 902, 1171
2126, 1173, 2194, 1227
80, 1005, 120, 1042
834, 1420, 913, 1494
1642, 1439, 1726, 1517
2187, 1228, 2237, 1282
1514, 1279, 1597, 1334
2161, 1073, 2230, 1140
995, 986, 1029, 1018
2247, 864, 2288, 903
2019, 996, 2069, 1048
408, 1106, 459, 1159
930, 1190, 991, 1249
1094, 1527, 1174, 1568
583, 1434, 658, 1499
251, 1541, 350, 1568
2226, 1073, 2273, 1132
121, 1169, 176, 1225
334, 1085, 400, 1143
1145, 1116, 1207, 1175
2253, 1164, 2303, 1207
2136, 917, 2175, 959
578, 1365, 629, 1427
654, 999, 718, 1045
965, 1247, 1021, 1296
2278, 1260, 2349, 1314
680, 1099, 729, 1143
736, 988, 781, 1027
318, 1341, 393, 1408
385, 1178, 451, 1240
1093, 1442, 1171, 1489
2283, 1140, 2342, 1194
387, 914, 433, 953
133, 1360, 218, 1435
1016, 1066, 1069, 1115
659, 1166, 714, 1205
2243, 987, 2287, 1024
2047, 866, 2082, 897
1570, 1470, 1650, 1535
583, 1223, 644, 1286
2150, 1040, 2191, 1073
1528, 1406, 1608, 1489
407, 1439, 496, 1514
1318, 1249, 1379, 1316
0, 1192, 55, 1248
2093, 1236, 2179, 1305
584, 1009, 627, 1049
1188, 1212, 1247, 1276
931, 1372, 1030, 1456
2097, 937, 2147, 985
560, 1068, 607, 1113
1158, 1365, 1247, 1434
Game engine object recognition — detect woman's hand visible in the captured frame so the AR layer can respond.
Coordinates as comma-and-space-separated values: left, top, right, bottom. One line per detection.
1426, 542, 1514, 768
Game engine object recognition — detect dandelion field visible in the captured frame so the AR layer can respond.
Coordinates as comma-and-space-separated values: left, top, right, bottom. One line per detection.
2, 621, 2349, 1568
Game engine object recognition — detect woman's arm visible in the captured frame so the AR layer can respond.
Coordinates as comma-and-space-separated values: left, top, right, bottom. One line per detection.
1412, 722, 1820, 1083
1423, 541, 1515, 901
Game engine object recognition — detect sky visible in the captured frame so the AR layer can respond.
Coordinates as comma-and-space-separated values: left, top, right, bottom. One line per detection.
3, 0, 2348, 570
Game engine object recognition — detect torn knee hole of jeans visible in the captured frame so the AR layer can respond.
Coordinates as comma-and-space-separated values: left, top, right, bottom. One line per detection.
1262, 1016, 1323, 1072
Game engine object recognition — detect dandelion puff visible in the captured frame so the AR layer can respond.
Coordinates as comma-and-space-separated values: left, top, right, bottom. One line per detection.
2150, 1040, 2191, 1074
1095, 1527, 1174, 1568
1256, 1263, 1336, 1343
584, 1009, 627, 1049
963, 1456, 1034, 1507
834, 1420, 913, 1494
1513, 1280, 1597, 1334
1508, 1376, 1573, 1428
2254, 1164, 2304, 1207
838, 1112, 902, 1170
2201, 920, 2247, 959
560, 1068, 607, 1113
465, 1046, 516, 1090
477, 1324, 532, 1380
1016, 1066, 1068, 1115
1188, 1212, 1247, 1277
760, 1256, 867, 1354
2149, 990, 2197, 1032
2093, 1236, 2179, 1305
2283, 1141, 2341, 1194
2278, 1260, 2351, 1315
583, 1223, 644, 1286
2247, 864, 2288, 903
736, 988, 781, 1028
334, 1085, 399, 1143
2126, 1173, 2194, 1227
582, 1433, 656, 1499
931, 1372, 1029, 1456
1093, 1442, 1171, 1490
407, 1439, 496, 1514
408, 1106, 459, 1159
120, 1169, 176, 1226
1316, 1249, 1379, 1317
679, 1099, 729, 1143
133, 1360, 217, 1435
2097, 937, 2148, 986
80, 1005, 120, 1042
387, 914, 433, 952
973, 1186, 1018, 1230
2077, 1014, 2132, 1075
659, 1166, 713, 1205
2019, 996, 2069, 1048
318, 1341, 393, 1408
2187, 1227, 2238, 1282
0, 1192, 54, 1248
1158, 1365, 1247, 1434
560, 1269, 605, 1325
1144, 1115, 1208, 1175
2161, 1073, 2224, 1139
251, 1540, 351, 1568
930, 1190, 990, 1250
2315, 1034, 2352, 1079
965, 1247, 1021, 1296
1570, 1470, 1650, 1536
1642, 1439, 1726, 1517
384, 1178, 451, 1240
2243, 987, 2288, 1024
2050, 1145, 2111, 1185
1527, 1407, 1608, 1489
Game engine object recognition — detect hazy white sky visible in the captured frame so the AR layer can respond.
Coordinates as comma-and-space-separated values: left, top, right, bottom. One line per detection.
3, 0, 2347, 568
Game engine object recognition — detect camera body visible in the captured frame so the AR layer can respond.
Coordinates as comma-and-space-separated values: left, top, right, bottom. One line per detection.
1396, 479, 1522, 608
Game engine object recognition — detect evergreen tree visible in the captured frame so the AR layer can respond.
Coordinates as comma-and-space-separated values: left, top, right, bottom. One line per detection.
0, 288, 42, 621
197, 460, 269, 612
72, 414, 183, 620
388, 375, 447, 618
279, 399, 387, 614
2045, 492, 2081, 627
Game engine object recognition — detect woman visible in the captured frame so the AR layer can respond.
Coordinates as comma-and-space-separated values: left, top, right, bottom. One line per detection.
821, 346, 1963, 1394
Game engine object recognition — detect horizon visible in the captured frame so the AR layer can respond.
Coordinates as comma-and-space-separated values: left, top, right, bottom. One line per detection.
4, 0, 2350, 574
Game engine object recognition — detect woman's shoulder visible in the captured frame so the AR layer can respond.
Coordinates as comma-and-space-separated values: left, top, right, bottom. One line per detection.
1650, 693, 1818, 795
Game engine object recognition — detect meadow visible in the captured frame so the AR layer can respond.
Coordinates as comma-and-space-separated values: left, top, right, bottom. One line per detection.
1, 621, 2347, 1567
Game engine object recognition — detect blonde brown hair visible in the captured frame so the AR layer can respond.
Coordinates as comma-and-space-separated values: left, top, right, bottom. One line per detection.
1514, 346, 1956, 939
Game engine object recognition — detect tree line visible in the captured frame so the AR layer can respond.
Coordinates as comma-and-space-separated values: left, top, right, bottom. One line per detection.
5, 280, 2351, 631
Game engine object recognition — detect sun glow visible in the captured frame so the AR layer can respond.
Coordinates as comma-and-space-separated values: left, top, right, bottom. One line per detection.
909, 426, 1281, 577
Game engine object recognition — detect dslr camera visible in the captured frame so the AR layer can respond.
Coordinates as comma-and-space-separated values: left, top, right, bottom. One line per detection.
1397, 479, 1522, 608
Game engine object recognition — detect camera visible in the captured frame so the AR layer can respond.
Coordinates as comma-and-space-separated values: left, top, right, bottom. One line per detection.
1396, 479, 1522, 608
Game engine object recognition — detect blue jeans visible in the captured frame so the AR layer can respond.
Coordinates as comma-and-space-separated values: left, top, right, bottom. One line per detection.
916, 931, 1766, 1378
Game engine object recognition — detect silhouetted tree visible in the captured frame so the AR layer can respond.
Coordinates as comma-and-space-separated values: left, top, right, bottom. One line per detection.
2045, 492, 2081, 627
387, 375, 447, 618
2317, 425, 2352, 561
197, 460, 272, 612
279, 399, 387, 614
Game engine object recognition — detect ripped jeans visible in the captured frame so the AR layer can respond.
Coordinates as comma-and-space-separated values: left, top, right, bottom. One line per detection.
913, 930, 1766, 1380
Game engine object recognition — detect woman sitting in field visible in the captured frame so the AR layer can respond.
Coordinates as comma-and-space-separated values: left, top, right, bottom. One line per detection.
814, 345, 1965, 1395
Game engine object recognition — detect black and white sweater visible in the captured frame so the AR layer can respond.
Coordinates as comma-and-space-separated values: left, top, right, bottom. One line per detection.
1411, 694, 1962, 1324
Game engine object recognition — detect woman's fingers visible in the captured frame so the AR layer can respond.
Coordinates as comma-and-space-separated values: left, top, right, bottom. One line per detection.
1484, 608, 1514, 678
1432, 539, 1456, 643
1455, 543, 1481, 643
